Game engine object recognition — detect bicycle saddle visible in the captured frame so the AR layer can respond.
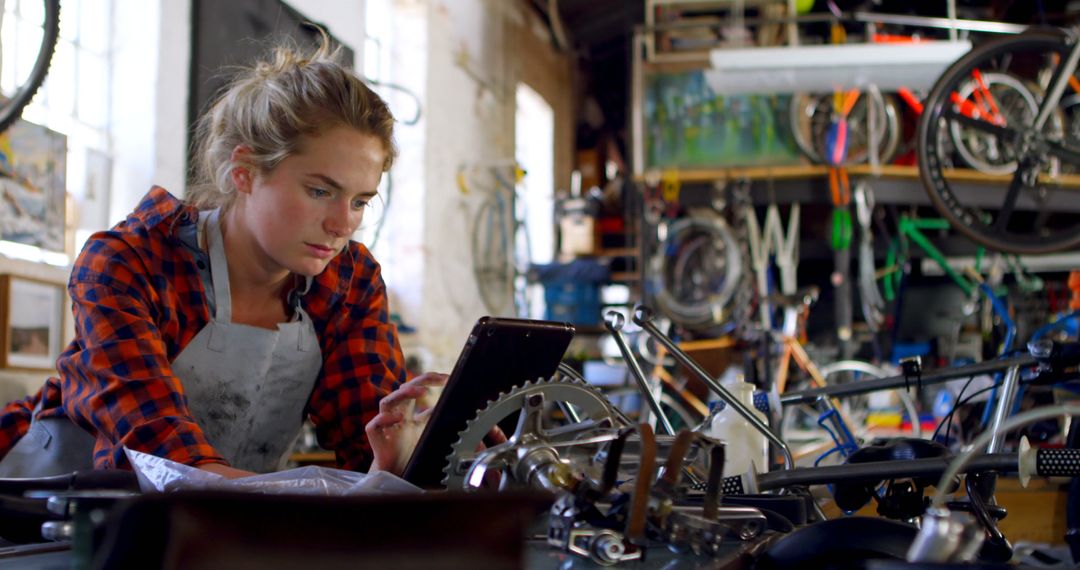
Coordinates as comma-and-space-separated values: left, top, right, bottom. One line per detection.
832, 438, 951, 517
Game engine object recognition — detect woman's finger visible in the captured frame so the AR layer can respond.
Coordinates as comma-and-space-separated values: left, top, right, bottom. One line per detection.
366, 411, 404, 432
406, 372, 448, 388
377, 385, 426, 413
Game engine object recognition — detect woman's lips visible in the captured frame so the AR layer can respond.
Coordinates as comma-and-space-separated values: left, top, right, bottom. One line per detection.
305, 243, 336, 259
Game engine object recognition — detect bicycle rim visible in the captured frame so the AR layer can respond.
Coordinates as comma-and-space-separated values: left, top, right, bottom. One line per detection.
0, 0, 60, 134
471, 198, 511, 314
918, 31, 1080, 254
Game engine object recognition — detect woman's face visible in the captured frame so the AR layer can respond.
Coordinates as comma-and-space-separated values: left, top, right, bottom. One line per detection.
236, 125, 386, 278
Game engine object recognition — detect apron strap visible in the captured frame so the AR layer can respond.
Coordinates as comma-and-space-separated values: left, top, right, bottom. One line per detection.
203, 209, 234, 324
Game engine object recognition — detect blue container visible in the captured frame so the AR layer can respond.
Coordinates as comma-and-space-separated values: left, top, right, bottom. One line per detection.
544, 281, 601, 325
532, 259, 609, 326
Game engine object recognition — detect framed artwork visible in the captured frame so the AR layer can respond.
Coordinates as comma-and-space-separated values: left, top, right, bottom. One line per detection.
0, 118, 68, 252
0, 275, 65, 371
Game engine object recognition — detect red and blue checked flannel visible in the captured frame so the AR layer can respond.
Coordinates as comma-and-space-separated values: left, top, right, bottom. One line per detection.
0, 187, 407, 471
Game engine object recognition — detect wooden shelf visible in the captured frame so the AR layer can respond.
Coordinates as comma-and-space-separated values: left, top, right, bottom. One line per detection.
595, 247, 640, 257
611, 271, 641, 282
634, 163, 1080, 188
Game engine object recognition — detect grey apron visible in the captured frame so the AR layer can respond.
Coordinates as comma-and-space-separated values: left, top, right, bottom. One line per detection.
170, 208, 322, 473
0, 208, 322, 476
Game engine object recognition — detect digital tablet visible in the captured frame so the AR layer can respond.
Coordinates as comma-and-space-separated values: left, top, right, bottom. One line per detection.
401, 317, 575, 489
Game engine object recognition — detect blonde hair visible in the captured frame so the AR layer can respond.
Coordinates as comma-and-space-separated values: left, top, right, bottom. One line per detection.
188, 33, 396, 210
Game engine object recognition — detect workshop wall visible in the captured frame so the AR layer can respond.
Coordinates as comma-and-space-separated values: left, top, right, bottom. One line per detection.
417, 0, 574, 371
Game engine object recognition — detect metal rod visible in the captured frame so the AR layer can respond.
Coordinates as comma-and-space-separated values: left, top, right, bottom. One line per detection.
1035, 38, 1080, 130
757, 453, 1017, 491
985, 366, 1021, 453
605, 311, 676, 436
632, 12, 1027, 35
631, 32, 645, 177
633, 306, 795, 470
780, 355, 1037, 405
852, 11, 1027, 34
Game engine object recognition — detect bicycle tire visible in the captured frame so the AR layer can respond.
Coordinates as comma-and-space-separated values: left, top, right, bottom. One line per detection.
789, 91, 902, 165
917, 30, 1080, 254
470, 197, 511, 315
649, 212, 742, 331
0, 0, 60, 134
780, 360, 920, 453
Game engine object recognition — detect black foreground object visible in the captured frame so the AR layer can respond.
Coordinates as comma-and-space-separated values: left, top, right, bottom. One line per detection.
0, 470, 140, 543
0, 470, 139, 495
92, 490, 553, 570
756, 516, 918, 570
833, 438, 951, 516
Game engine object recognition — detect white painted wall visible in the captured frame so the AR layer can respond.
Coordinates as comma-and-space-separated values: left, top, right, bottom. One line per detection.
419, 0, 519, 370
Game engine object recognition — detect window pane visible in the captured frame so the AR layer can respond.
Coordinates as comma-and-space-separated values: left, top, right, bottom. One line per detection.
19, 0, 45, 26
15, 19, 43, 93
79, 0, 108, 54
76, 50, 106, 128
42, 37, 74, 116
58, 0, 78, 41
1, 12, 17, 95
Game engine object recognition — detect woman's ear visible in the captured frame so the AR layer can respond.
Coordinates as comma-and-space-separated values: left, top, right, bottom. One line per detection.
229, 145, 255, 194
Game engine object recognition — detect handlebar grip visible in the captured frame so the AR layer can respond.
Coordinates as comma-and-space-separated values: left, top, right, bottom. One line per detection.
722, 475, 745, 495
1036, 448, 1080, 478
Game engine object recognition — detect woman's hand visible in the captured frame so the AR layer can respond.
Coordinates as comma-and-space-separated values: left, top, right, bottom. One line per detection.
198, 462, 256, 479
365, 372, 448, 475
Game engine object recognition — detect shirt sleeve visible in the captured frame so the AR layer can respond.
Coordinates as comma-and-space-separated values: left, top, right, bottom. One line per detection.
0, 393, 39, 460
58, 235, 226, 469
307, 249, 407, 472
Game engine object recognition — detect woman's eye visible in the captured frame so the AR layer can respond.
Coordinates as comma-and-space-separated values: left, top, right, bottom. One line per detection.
307, 187, 331, 198
352, 198, 369, 210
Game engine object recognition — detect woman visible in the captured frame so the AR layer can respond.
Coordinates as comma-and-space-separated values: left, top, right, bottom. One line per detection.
0, 37, 438, 479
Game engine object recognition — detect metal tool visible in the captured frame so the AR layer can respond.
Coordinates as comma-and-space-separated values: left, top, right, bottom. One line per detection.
604, 310, 676, 435
633, 305, 795, 470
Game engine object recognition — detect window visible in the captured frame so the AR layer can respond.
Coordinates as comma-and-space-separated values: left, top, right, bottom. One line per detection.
515, 82, 555, 319
1, 0, 113, 262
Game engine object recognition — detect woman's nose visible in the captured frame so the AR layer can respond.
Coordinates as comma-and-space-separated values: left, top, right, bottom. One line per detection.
323, 202, 354, 237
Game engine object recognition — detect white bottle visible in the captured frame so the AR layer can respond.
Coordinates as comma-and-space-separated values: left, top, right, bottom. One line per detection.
708, 377, 769, 477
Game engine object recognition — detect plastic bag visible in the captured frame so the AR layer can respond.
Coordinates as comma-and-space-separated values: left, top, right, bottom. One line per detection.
125, 448, 422, 496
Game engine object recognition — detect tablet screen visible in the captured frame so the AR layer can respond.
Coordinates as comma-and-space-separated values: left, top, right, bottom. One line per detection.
401, 317, 575, 488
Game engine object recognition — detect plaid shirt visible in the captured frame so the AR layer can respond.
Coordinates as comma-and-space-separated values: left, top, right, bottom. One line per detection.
0, 187, 406, 471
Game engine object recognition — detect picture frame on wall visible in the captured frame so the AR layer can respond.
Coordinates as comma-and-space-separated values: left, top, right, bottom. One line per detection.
0, 275, 64, 371
0, 118, 68, 252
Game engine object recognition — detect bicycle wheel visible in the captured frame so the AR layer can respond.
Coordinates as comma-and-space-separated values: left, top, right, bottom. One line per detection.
918, 31, 1080, 254
649, 212, 742, 331
789, 90, 902, 165
0, 0, 60, 134
781, 360, 920, 458
471, 197, 512, 314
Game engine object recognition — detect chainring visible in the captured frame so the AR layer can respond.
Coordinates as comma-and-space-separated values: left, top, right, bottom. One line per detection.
442, 378, 622, 490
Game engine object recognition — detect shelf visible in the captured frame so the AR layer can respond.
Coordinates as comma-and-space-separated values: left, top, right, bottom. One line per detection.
595, 247, 640, 257
635, 163, 1080, 187
611, 271, 641, 282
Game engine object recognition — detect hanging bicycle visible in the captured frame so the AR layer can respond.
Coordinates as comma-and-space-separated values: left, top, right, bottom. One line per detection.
917, 29, 1080, 254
